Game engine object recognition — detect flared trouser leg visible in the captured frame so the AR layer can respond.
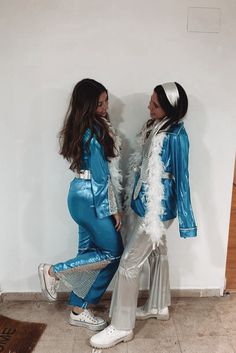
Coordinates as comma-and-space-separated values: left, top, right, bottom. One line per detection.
143, 231, 171, 313
110, 215, 172, 330
53, 178, 123, 308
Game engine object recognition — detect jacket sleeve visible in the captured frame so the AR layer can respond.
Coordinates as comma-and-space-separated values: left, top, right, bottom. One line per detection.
170, 131, 197, 238
89, 134, 118, 218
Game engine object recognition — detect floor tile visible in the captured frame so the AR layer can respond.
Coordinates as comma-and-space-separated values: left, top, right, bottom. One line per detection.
172, 303, 226, 337
228, 334, 236, 352
215, 301, 236, 334
179, 335, 235, 353
127, 337, 181, 353
73, 339, 128, 353
34, 337, 75, 353
1, 295, 236, 353
134, 317, 177, 339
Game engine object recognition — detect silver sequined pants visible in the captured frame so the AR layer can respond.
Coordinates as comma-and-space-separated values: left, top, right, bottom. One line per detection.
110, 215, 173, 330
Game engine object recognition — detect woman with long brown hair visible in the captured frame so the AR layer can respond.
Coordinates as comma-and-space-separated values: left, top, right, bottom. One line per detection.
38, 78, 123, 331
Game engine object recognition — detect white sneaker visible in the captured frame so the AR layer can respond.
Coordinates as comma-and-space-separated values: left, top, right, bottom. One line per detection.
90, 324, 134, 349
38, 263, 59, 301
69, 309, 107, 331
136, 306, 169, 320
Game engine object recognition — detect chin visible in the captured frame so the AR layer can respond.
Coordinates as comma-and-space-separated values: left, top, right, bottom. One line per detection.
152, 116, 163, 121
96, 113, 107, 119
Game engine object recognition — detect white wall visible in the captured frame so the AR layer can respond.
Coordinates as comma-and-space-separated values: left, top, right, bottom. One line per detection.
0, 0, 235, 294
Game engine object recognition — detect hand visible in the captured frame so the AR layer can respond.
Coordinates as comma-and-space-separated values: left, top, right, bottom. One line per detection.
112, 212, 122, 231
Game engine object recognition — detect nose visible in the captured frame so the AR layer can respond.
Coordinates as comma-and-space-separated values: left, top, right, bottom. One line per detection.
102, 104, 107, 112
101, 102, 108, 115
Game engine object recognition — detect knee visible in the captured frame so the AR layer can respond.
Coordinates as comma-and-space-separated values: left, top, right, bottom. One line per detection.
109, 243, 124, 260
116, 243, 124, 258
106, 250, 122, 270
118, 257, 140, 278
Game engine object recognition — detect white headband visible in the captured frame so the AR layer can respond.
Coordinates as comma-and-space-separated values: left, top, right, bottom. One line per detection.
161, 82, 179, 107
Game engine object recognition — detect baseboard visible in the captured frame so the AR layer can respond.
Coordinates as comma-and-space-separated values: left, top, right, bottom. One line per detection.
170, 288, 221, 297
0, 288, 222, 303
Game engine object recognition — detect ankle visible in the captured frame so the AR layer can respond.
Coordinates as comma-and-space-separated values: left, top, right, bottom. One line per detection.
48, 266, 58, 279
72, 307, 84, 315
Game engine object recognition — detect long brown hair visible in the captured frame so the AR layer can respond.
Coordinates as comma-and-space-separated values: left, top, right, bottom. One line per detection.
59, 79, 116, 172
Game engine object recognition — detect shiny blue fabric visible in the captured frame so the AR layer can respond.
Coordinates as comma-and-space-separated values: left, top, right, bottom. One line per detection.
53, 131, 123, 308
81, 129, 114, 218
131, 123, 197, 238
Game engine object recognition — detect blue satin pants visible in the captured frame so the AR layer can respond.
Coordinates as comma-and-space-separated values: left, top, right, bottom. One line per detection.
53, 178, 123, 308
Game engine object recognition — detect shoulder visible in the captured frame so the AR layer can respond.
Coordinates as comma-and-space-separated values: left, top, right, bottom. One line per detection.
83, 129, 102, 151
83, 129, 97, 142
166, 122, 187, 136
83, 129, 92, 142
164, 123, 189, 150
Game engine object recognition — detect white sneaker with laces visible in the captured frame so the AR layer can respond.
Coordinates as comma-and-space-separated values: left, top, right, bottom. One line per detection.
136, 306, 169, 320
69, 309, 107, 331
90, 324, 134, 348
38, 263, 59, 301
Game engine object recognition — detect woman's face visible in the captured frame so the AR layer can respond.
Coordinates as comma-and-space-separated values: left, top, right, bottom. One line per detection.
148, 91, 166, 120
96, 91, 108, 117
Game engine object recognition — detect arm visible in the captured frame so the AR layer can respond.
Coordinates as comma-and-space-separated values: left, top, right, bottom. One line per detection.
170, 130, 197, 238
88, 134, 119, 219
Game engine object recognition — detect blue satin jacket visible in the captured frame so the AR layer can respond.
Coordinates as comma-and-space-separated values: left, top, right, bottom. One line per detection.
131, 123, 197, 238
79, 129, 117, 219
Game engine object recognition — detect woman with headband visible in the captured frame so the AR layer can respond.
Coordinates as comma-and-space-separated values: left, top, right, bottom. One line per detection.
90, 82, 197, 348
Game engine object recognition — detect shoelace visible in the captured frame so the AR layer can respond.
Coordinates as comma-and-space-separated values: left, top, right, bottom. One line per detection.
105, 326, 116, 335
50, 278, 59, 295
82, 310, 102, 324
50, 285, 56, 295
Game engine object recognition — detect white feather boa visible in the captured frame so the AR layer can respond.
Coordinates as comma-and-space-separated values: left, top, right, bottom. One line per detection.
124, 125, 166, 247
123, 123, 146, 213
145, 132, 165, 246
108, 129, 123, 209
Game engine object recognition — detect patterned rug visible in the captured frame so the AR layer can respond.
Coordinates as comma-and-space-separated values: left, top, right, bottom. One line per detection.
0, 314, 46, 353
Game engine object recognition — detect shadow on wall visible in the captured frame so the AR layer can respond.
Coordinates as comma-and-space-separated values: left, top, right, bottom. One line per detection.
16, 87, 76, 290
169, 93, 224, 289
109, 92, 149, 221
108, 92, 154, 290
187, 94, 224, 267
109, 92, 149, 177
